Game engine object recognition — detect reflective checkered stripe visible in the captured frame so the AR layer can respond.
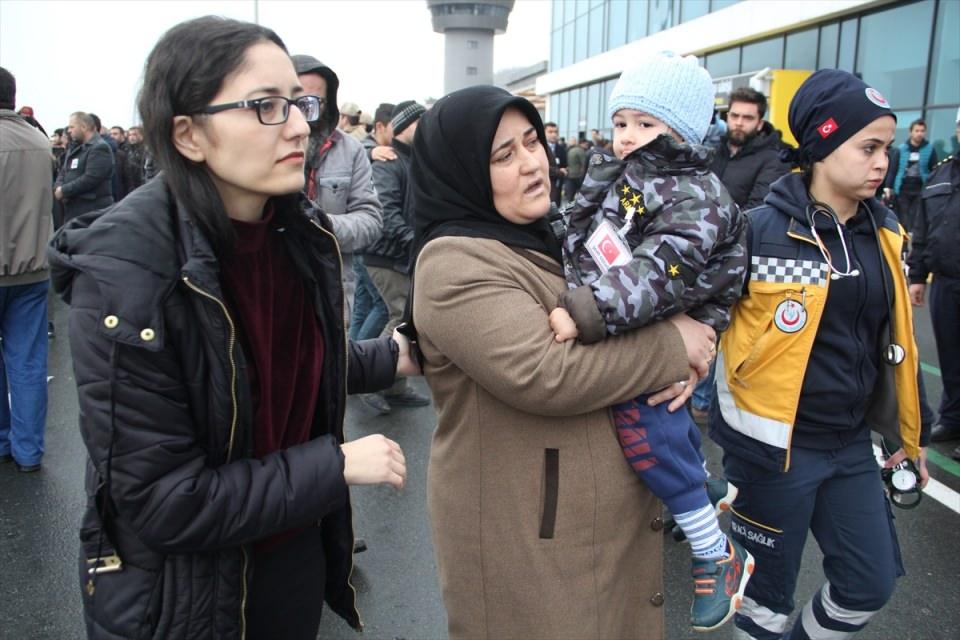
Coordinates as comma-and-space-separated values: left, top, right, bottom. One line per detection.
750, 256, 828, 286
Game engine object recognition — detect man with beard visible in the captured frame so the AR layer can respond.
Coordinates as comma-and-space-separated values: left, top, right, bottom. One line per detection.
709, 87, 791, 211
292, 54, 383, 321
123, 125, 147, 193
691, 88, 791, 424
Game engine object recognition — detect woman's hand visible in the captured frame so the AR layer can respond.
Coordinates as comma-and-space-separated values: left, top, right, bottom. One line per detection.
884, 446, 929, 489
668, 313, 717, 378
393, 327, 422, 377
647, 368, 700, 413
341, 434, 407, 490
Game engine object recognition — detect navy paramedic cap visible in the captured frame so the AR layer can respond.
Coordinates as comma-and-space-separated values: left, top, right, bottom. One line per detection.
788, 69, 896, 166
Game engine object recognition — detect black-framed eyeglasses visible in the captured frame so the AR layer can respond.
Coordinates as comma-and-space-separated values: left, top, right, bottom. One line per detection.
199, 95, 324, 125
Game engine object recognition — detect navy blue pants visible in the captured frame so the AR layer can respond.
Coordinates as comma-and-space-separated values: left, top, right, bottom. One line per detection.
930, 274, 960, 429
722, 438, 903, 639
614, 394, 709, 514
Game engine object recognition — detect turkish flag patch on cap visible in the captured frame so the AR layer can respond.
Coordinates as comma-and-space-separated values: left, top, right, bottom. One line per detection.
818, 118, 839, 139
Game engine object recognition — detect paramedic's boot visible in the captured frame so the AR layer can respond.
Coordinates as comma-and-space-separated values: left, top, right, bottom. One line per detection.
691, 538, 755, 632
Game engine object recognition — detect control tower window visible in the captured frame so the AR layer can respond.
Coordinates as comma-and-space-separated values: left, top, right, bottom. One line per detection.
466, 66, 478, 75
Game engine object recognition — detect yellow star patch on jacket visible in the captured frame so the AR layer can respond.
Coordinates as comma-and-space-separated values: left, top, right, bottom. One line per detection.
668, 264, 680, 277
630, 193, 642, 207
621, 184, 632, 196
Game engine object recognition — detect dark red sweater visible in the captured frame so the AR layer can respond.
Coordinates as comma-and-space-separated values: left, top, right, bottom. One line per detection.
219, 208, 325, 461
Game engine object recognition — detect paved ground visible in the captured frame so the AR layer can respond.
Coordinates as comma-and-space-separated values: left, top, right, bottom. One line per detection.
1, 299, 957, 639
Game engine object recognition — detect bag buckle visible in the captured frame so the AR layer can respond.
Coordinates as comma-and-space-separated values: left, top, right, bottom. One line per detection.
87, 553, 123, 575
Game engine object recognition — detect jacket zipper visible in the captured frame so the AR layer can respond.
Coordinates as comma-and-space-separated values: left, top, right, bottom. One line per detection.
181, 275, 248, 639
307, 217, 362, 628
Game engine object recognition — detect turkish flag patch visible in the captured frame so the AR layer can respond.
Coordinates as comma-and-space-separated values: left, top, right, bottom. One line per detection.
818, 118, 839, 139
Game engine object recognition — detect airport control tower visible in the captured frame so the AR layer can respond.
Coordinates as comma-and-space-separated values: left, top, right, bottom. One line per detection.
427, 0, 515, 94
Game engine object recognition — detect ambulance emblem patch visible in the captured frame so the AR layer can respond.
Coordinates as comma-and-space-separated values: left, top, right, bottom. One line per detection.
774, 299, 807, 333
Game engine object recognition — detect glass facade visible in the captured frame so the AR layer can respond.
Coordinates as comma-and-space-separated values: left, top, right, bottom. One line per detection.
548, 0, 960, 153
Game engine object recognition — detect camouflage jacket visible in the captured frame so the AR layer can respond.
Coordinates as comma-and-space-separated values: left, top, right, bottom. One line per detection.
559, 135, 747, 344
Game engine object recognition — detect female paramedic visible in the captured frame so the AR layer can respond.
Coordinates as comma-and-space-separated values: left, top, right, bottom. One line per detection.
708, 69, 930, 640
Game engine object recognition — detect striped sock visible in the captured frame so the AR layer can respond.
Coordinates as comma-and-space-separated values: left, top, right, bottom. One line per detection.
673, 504, 728, 560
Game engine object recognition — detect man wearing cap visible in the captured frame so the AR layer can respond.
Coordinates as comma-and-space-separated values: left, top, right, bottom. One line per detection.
0, 67, 52, 473
338, 101, 367, 142
292, 54, 383, 323
909, 109, 960, 459
362, 101, 430, 411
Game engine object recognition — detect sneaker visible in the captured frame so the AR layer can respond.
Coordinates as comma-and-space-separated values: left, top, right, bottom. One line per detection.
383, 389, 430, 408
706, 478, 737, 517
15, 462, 42, 473
359, 392, 391, 415
691, 538, 755, 632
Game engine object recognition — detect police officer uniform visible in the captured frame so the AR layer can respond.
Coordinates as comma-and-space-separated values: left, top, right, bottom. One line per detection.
909, 150, 960, 454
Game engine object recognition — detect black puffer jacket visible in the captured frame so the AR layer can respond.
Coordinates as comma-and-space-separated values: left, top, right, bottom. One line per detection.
48, 177, 398, 639
364, 140, 415, 273
710, 121, 792, 211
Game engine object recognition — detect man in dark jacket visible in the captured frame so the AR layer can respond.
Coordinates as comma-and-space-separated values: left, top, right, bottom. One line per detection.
55, 111, 113, 222
893, 118, 939, 231
545, 121, 567, 206
908, 113, 960, 458
709, 87, 791, 211
364, 100, 430, 410
123, 125, 147, 194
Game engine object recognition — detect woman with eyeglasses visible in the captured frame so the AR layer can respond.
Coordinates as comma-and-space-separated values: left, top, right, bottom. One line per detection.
708, 69, 928, 639
49, 16, 414, 640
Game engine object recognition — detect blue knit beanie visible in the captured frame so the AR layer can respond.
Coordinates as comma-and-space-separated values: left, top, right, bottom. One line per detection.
607, 51, 715, 145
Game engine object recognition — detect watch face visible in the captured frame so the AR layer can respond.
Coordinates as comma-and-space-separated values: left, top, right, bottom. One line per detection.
891, 468, 916, 492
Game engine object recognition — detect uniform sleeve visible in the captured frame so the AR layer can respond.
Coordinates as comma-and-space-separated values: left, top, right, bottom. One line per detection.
61, 145, 113, 198
414, 239, 689, 417
69, 274, 348, 554
327, 145, 384, 254
560, 192, 745, 341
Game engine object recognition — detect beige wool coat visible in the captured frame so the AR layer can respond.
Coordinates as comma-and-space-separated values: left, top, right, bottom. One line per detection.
413, 236, 690, 640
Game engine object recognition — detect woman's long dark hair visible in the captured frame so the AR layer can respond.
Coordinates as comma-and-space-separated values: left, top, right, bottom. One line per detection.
138, 16, 290, 256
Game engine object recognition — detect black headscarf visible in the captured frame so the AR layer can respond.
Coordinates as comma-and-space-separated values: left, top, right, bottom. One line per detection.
409, 86, 562, 265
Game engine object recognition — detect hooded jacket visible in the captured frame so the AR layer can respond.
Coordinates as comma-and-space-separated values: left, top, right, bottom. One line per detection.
560, 135, 747, 344
0, 109, 53, 286
48, 177, 398, 638
710, 173, 921, 472
710, 121, 792, 211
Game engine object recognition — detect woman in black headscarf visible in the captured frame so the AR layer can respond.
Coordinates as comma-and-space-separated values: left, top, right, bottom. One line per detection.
408, 86, 715, 639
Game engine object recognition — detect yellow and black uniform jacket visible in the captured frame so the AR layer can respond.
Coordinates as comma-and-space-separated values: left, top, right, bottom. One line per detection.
710, 173, 921, 472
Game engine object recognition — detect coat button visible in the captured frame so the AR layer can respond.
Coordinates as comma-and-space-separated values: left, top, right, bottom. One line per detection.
650, 517, 664, 531
650, 592, 664, 607
103, 315, 119, 329
140, 328, 156, 342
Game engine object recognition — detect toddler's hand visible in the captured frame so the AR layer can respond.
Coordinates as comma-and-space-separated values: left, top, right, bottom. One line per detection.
549, 307, 579, 342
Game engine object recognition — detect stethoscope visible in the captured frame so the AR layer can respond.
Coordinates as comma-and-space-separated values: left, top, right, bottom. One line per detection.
805, 200, 906, 366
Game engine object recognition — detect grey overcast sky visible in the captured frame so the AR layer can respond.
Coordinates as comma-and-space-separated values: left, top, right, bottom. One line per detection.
0, 0, 551, 133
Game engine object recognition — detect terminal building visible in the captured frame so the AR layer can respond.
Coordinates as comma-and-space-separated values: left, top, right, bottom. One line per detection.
537, 0, 959, 156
